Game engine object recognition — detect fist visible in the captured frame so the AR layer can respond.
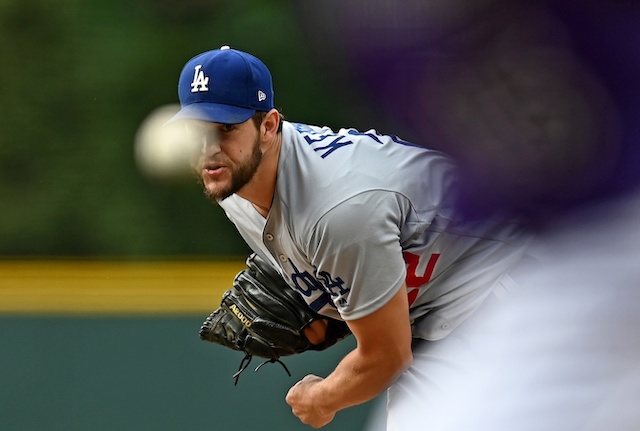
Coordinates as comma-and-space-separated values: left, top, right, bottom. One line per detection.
286, 375, 335, 428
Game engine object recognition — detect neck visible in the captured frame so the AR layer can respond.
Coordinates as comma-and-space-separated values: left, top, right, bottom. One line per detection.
238, 132, 282, 218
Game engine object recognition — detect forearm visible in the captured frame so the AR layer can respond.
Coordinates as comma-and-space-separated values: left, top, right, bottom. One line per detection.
286, 287, 413, 428
316, 345, 412, 413
286, 344, 412, 428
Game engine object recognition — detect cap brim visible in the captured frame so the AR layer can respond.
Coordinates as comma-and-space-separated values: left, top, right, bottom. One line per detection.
167, 103, 255, 124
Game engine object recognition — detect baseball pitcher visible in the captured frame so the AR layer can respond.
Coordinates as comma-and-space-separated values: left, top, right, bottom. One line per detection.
168, 46, 530, 429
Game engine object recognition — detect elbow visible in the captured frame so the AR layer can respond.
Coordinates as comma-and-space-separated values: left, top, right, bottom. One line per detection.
398, 334, 414, 371
360, 342, 413, 382
399, 348, 413, 373
386, 345, 413, 379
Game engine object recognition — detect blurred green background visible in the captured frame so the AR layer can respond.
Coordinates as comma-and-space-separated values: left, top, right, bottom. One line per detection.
0, 1, 382, 430
0, 0, 361, 258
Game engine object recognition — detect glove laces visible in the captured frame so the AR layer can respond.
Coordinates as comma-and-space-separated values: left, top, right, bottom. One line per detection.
232, 353, 292, 386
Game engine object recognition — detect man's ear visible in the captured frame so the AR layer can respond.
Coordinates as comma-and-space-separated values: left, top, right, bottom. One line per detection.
261, 109, 280, 139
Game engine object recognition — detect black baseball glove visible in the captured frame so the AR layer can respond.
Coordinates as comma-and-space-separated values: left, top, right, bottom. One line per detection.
199, 253, 351, 384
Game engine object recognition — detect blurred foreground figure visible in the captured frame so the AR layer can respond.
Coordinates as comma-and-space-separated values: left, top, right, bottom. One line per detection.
377, 190, 640, 431
324, 1, 640, 429
295, 0, 639, 222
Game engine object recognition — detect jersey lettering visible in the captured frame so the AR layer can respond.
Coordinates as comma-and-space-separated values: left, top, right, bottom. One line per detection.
290, 264, 323, 296
403, 251, 441, 306
308, 292, 333, 313
388, 133, 425, 148
288, 261, 348, 312
293, 123, 395, 158
315, 268, 348, 297
347, 129, 383, 144
311, 135, 354, 159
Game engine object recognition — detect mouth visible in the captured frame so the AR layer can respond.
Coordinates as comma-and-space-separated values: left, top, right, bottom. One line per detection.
202, 161, 226, 175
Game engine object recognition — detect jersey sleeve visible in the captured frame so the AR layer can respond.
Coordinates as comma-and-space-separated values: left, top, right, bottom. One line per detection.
307, 190, 413, 321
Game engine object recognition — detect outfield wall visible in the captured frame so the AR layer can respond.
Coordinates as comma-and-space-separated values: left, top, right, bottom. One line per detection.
0, 261, 380, 431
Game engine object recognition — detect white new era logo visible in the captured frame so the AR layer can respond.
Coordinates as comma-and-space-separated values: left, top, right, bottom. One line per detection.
191, 65, 209, 93
257, 90, 266, 102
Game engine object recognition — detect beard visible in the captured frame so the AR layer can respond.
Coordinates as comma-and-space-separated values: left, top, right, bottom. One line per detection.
200, 137, 263, 202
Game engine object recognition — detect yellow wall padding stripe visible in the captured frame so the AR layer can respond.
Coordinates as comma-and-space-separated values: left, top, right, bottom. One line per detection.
0, 260, 246, 315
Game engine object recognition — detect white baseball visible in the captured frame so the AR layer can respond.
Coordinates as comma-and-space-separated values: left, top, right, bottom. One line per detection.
134, 104, 202, 181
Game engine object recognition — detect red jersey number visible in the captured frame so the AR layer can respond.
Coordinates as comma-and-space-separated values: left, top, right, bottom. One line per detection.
403, 252, 440, 306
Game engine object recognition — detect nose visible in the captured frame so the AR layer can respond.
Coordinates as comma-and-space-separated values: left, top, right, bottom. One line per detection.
201, 131, 221, 157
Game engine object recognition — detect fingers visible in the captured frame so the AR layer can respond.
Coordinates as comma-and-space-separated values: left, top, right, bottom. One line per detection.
303, 319, 329, 345
285, 375, 334, 428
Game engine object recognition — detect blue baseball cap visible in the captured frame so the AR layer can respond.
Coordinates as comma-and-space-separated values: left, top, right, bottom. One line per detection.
170, 46, 274, 124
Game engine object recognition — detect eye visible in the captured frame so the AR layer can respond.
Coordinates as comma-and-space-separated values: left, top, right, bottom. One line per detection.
220, 123, 235, 133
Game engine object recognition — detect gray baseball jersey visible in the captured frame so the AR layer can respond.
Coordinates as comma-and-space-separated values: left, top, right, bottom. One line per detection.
219, 121, 528, 340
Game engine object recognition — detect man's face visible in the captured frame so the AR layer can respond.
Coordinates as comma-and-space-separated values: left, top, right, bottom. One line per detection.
189, 118, 263, 202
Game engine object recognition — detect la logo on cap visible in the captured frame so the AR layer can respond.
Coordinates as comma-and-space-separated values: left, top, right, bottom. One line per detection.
191, 65, 209, 93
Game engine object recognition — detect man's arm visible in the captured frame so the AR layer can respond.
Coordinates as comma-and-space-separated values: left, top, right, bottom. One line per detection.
286, 285, 413, 428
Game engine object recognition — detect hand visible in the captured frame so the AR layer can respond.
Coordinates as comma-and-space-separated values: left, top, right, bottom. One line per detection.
303, 319, 328, 345
285, 374, 335, 428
